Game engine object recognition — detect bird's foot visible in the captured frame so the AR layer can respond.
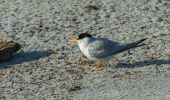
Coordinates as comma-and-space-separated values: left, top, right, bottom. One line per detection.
95, 61, 104, 68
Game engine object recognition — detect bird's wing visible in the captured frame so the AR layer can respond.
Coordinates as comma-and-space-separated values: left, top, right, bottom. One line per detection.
108, 38, 147, 56
88, 39, 120, 59
88, 38, 147, 58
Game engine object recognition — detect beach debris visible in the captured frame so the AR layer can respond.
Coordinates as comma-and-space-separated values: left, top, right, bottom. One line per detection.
127, 50, 133, 55
0, 41, 21, 62
69, 85, 81, 92
84, 5, 99, 11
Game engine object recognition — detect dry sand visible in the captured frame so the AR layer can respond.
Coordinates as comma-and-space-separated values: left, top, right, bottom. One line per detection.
0, 0, 170, 100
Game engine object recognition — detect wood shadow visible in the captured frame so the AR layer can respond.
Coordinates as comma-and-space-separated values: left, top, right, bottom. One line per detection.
0, 50, 54, 69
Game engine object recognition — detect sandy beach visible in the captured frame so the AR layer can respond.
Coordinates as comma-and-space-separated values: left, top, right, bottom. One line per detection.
0, 0, 170, 99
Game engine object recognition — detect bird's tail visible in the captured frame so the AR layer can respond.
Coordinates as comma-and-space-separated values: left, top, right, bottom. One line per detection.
113, 38, 147, 54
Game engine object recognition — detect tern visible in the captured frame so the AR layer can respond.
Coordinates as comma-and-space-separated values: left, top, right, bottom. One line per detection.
69, 33, 146, 68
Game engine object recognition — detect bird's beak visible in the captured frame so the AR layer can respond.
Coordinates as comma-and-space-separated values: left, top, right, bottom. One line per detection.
68, 38, 78, 43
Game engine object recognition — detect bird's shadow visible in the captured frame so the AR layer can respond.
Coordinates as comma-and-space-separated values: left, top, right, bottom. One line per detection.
0, 50, 54, 69
117, 59, 170, 68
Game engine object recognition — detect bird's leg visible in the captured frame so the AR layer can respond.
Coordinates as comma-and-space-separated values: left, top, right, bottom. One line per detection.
95, 60, 104, 68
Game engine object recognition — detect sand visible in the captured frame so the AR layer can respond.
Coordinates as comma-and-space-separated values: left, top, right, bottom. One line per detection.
0, 0, 170, 99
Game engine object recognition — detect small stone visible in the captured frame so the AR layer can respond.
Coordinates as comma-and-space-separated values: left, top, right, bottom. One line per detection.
153, 32, 160, 37
165, 49, 170, 55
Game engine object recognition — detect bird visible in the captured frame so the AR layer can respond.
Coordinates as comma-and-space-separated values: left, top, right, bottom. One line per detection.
69, 33, 147, 68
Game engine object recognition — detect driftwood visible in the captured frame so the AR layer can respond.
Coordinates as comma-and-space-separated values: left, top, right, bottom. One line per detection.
0, 41, 21, 62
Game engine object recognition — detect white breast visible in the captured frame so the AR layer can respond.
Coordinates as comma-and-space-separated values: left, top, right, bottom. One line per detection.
77, 37, 97, 61
83, 47, 97, 61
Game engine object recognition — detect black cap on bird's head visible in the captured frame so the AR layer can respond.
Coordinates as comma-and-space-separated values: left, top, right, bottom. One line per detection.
78, 33, 92, 40
68, 33, 92, 43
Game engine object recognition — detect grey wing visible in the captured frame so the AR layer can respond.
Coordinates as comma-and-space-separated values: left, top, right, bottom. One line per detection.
108, 38, 147, 55
88, 39, 120, 59
88, 38, 147, 58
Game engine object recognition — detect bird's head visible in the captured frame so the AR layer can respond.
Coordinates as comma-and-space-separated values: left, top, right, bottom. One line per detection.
68, 33, 93, 50
68, 33, 92, 43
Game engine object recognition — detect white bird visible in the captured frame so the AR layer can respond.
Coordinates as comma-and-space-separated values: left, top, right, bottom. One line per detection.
69, 33, 146, 68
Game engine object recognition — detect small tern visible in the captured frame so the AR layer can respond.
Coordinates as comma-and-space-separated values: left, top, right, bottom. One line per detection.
69, 33, 146, 68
